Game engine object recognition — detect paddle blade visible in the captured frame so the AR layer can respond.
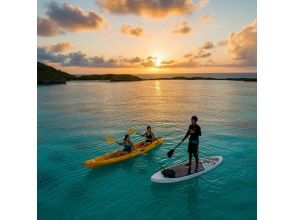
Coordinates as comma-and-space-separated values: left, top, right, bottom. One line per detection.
128, 128, 137, 135
167, 149, 175, 158
105, 137, 116, 144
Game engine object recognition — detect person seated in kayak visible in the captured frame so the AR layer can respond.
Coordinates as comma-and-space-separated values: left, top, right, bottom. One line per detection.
182, 116, 201, 171
141, 126, 156, 144
112, 134, 134, 157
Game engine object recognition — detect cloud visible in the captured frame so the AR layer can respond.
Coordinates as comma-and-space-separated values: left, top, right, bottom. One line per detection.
38, 47, 159, 68
227, 19, 257, 66
217, 40, 228, 47
199, 0, 209, 8
37, 17, 64, 36
46, 2, 106, 31
121, 25, 145, 37
184, 53, 193, 58
194, 50, 211, 58
49, 42, 72, 53
161, 60, 175, 65
172, 22, 192, 34
199, 13, 211, 23
96, 0, 196, 19
37, 47, 67, 63
200, 41, 214, 49
160, 59, 200, 68
122, 57, 143, 63
140, 56, 157, 67
38, 2, 107, 37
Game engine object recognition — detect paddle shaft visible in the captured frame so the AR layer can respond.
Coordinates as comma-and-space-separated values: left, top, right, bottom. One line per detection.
173, 140, 184, 151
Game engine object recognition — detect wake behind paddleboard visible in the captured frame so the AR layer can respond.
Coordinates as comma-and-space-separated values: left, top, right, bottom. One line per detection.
151, 156, 223, 183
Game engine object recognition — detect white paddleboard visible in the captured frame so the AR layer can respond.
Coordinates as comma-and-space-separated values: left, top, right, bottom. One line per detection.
151, 156, 223, 183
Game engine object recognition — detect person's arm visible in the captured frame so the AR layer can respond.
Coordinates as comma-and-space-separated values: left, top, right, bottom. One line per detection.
151, 132, 155, 139
182, 129, 190, 142
141, 132, 146, 137
199, 126, 201, 136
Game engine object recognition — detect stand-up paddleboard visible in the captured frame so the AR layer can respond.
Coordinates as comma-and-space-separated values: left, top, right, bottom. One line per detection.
151, 156, 223, 183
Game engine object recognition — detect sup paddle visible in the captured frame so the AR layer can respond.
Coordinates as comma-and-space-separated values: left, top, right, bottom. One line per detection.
167, 140, 184, 158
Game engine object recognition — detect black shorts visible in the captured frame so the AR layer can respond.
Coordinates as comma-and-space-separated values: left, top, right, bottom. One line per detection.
188, 141, 199, 154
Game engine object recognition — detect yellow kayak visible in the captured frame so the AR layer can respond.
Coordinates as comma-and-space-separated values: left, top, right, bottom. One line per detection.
83, 137, 164, 168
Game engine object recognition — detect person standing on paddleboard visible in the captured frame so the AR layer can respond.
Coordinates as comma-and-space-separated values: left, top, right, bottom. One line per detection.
182, 116, 201, 171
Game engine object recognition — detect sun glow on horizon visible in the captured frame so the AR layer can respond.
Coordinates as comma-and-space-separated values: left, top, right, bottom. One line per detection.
155, 55, 165, 67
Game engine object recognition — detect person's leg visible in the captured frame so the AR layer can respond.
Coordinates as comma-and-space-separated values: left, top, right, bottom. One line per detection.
185, 153, 192, 166
194, 144, 199, 171
193, 153, 199, 171
186, 142, 192, 166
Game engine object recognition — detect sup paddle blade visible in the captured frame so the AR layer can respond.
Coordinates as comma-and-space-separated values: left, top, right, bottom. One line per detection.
167, 149, 175, 158
128, 128, 137, 135
105, 137, 116, 144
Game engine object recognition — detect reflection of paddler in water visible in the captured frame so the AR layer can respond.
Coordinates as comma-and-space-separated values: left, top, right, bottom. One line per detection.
112, 134, 134, 157
181, 116, 202, 172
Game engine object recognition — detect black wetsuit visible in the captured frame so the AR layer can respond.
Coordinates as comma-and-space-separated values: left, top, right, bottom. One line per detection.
184, 124, 201, 153
183, 124, 201, 168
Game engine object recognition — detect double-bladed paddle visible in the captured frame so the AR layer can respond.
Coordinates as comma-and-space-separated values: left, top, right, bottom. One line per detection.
104, 137, 118, 144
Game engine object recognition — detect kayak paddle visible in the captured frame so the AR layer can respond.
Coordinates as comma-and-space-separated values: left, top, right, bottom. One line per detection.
105, 137, 118, 144
128, 128, 161, 140
167, 140, 184, 158
128, 128, 138, 135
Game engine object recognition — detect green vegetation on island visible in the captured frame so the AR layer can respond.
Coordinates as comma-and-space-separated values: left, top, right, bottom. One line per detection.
78, 74, 142, 81
37, 62, 256, 84
37, 62, 141, 84
37, 62, 77, 84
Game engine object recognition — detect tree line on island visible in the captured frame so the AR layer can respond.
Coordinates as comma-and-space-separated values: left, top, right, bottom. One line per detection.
37, 62, 256, 84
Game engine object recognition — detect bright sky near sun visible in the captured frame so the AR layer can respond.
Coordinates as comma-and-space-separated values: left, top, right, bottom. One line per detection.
37, 0, 257, 74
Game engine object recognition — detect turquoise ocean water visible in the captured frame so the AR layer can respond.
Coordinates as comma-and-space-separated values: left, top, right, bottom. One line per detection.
38, 80, 256, 220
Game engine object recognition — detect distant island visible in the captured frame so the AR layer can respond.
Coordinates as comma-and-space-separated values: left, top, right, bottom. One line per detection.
37, 62, 257, 84
78, 74, 142, 81
37, 62, 141, 84
146, 76, 257, 82
37, 62, 77, 84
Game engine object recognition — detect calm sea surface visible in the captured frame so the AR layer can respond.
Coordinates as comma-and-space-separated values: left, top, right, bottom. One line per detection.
38, 80, 257, 220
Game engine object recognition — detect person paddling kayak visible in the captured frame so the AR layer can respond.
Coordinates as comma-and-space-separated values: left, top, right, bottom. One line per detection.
141, 126, 155, 144
182, 116, 201, 171
112, 134, 134, 157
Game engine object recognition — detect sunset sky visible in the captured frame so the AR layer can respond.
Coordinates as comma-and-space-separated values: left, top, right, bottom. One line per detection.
37, 0, 257, 75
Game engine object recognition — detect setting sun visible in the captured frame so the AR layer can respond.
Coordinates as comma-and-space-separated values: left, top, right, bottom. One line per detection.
155, 55, 165, 67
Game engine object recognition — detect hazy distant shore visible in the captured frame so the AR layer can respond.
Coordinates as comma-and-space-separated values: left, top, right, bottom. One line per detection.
37, 62, 257, 84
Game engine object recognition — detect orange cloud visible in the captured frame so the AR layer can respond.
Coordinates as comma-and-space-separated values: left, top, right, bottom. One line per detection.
97, 0, 196, 19
49, 42, 72, 53
199, 13, 212, 23
172, 22, 192, 34
217, 40, 228, 47
200, 41, 214, 49
121, 25, 145, 37
228, 19, 257, 66
199, 0, 210, 8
